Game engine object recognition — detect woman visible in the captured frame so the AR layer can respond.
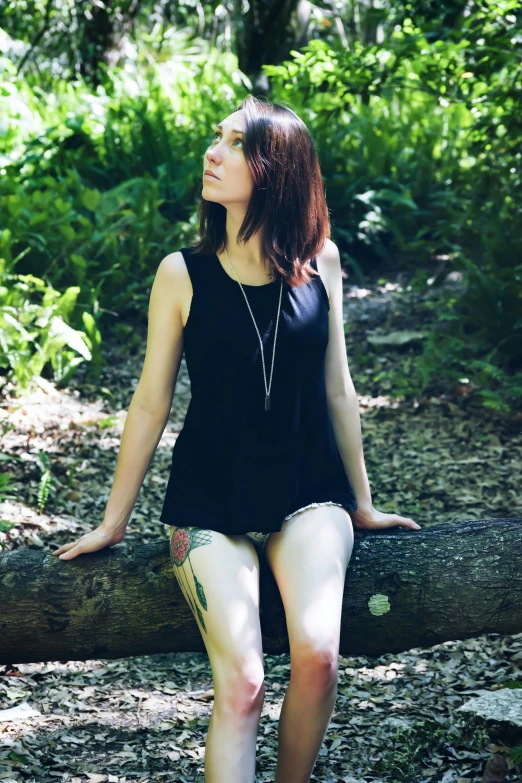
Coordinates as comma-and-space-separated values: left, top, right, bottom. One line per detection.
53, 94, 420, 783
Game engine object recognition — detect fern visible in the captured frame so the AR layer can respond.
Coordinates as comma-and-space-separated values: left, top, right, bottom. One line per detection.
36, 451, 53, 513
37, 471, 52, 514
66, 458, 82, 490
0, 273, 98, 393
0, 472, 16, 502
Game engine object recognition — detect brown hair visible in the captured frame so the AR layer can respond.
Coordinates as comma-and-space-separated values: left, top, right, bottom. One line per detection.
190, 94, 331, 288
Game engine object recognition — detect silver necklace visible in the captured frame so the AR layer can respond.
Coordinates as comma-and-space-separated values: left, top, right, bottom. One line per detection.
224, 246, 284, 412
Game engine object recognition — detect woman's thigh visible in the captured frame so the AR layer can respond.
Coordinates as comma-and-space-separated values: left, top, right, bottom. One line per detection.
263, 506, 354, 662
168, 524, 264, 687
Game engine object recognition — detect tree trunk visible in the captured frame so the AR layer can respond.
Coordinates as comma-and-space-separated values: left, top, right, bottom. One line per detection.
235, 0, 301, 90
1, 518, 521, 664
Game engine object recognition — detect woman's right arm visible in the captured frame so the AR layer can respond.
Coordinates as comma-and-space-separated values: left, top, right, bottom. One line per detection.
52, 252, 190, 560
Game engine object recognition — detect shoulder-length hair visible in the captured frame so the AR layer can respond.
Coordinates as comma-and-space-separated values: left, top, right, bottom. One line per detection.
190, 94, 331, 288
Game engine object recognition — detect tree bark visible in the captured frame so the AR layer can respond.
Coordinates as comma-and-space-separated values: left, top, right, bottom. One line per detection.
235, 0, 301, 89
1, 518, 521, 664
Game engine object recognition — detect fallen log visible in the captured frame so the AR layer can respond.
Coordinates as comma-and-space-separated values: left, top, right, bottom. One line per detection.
1, 518, 520, 664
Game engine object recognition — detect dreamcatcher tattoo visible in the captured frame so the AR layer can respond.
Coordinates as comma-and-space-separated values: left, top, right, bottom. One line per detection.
169, 526, 212, 634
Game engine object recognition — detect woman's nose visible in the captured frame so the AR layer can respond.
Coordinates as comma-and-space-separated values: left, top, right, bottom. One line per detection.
207, 148, 220, 162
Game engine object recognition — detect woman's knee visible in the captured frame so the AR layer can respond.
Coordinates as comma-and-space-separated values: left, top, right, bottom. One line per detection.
290, 637, 339, 692
212, 655, 266, 716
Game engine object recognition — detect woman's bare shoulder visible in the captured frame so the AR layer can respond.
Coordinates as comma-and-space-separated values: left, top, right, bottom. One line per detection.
315, 239, 340, 300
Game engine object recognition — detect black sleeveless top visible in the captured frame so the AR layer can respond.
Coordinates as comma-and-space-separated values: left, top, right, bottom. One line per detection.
159, 246, 358, 535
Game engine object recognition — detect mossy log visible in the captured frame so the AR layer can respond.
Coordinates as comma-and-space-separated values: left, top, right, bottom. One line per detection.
1, 518, 521, 664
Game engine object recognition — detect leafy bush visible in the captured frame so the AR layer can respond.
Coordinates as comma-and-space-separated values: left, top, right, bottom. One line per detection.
264, 11, 521, 411
1, 7, 520, 410
0, 269, 98, 390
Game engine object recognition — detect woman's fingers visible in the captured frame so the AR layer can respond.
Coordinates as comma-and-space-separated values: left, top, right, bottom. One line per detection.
351, 508, 421, 531
52, 538, 88, 559
395, 516, 421, 530
57, 545, 83, 560
52, 529, 115, 560
378, 515, 420, 530
52, 540, 82, 556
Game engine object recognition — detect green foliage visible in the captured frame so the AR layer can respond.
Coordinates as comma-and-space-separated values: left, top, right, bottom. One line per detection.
0, 45, 248, 393
265, 11, 521, 270
0, 472, 16, 503
263, 7, 521, 411
0, 3, 520, 411
36, 451, 53, 514
0, 452, 22, 530
65, 458, 83, 490
399, 277, 522, 413
374, 715, 490, 782
0, 269, 98, 391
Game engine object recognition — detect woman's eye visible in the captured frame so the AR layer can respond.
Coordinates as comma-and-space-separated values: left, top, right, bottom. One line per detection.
211, 133, 242, 147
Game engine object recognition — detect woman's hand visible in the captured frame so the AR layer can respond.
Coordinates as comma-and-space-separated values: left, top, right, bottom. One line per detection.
350, 504, 421, 531
51, 523, 126, 561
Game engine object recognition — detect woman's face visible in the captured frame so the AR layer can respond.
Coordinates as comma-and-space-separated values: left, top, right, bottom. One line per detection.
202, 110, 254, 206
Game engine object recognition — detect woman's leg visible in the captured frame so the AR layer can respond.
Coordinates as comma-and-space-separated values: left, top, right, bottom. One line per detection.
169, 525, 265, 783
263, 506, 354, 783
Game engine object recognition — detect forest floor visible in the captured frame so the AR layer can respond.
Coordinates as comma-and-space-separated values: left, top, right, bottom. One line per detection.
1, 265, 521, 783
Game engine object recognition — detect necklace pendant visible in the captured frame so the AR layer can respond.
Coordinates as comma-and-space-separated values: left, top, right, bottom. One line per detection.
265, 395, 271, 412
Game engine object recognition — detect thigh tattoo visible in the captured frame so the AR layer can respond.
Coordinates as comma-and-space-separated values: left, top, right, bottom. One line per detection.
169, 526, 212, 635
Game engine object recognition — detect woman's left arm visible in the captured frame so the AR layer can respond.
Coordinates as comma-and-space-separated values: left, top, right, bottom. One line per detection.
319, 240, 421, 532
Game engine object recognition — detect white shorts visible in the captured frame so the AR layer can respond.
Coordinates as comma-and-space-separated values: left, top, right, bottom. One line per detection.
245, 501, 345, 555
